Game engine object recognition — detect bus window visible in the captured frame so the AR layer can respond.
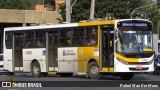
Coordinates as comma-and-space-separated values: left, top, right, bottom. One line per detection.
72, 28, 85, 46
24, 31, 34, 48
5, 32, 12, 49
35, 31, 45, 48
60, 29, 72, 47
85, 27, 97, 46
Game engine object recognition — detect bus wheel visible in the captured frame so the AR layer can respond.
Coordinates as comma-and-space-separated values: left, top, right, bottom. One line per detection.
119, 73, 134, 80
31, 61, 41, 77
87, 61, 101, 79
59, 73, 73, 77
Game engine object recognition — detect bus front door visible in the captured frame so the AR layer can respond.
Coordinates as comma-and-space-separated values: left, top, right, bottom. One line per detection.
101, 28, 114, 72
46, 31, 58, 72
13, 33, 23, 71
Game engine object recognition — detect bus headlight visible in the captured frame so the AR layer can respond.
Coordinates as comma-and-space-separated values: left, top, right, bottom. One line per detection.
117, 58, 128, 65
147, 59, 154, 65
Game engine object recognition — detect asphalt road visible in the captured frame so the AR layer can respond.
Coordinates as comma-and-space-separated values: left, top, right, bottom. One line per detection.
0, 73, 160, 90
0, 73, 160, 81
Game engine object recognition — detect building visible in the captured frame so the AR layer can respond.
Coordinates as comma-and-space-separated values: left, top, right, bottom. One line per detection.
55, 0, 65, 10
0, 9, 62, 53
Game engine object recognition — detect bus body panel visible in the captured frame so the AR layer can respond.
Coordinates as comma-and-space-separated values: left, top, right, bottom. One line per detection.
23, 48, 46, 72
3, 49, 13, 72
58, 47, 78, 73
77, 47, 99, 73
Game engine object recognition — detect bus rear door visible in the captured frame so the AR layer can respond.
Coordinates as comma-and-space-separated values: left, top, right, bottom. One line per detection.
46, 31, 58, 72
13, 33, 23, 71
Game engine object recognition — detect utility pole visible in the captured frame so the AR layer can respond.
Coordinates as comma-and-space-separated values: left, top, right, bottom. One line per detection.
90, 0, 95, 20
157, 0, 160, 39
66, 0, 71, 23
131, 4, 156, 19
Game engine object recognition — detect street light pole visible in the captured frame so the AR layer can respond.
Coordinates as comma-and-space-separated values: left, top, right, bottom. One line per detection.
66, 0, 71, 23
90, 0, 95, 20
131, 3, 156, 19
66, 0, 77, 23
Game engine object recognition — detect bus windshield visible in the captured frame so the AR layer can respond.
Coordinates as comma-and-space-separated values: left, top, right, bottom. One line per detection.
116, 28, 152, 53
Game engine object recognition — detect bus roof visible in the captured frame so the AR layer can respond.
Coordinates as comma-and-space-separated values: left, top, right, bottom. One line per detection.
4, 19, 151, 31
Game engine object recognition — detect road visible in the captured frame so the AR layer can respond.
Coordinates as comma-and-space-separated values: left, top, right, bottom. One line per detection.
0, 73, 160, 90
0, 73, 160, 81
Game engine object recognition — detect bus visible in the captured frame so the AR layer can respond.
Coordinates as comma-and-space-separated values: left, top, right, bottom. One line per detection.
3, 19, 154, 80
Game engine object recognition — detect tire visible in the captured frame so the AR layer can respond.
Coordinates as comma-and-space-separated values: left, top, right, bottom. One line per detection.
119, 73, 134, 80
59, 73, 73, 77
87, 61, 101, 79
154, 69, 160, 75
31, 61, 42, 77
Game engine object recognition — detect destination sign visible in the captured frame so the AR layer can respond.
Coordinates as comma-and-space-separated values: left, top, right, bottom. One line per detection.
117, 20, 152, 27
122, 23, 148, 27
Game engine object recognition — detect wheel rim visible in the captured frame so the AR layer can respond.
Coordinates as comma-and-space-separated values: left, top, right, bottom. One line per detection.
33, 64, 39, 75
90, 66, 99, 76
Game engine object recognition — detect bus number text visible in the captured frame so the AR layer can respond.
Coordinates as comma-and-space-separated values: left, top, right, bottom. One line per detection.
25, 51, 32, 55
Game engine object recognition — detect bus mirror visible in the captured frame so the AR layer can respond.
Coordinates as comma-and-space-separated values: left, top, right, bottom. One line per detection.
115, 28, 119, 37
115, 31, 118, 38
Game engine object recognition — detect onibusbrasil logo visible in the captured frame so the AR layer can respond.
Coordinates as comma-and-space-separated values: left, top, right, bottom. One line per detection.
1, 82, 42, 87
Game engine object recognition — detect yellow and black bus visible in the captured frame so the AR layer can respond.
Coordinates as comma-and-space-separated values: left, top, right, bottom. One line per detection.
3, 19, 154, 80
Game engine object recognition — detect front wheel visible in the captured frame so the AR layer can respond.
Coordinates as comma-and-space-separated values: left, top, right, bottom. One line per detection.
87, 61, 101, 79
119, 73, 134, 80
31, 61, 42, 77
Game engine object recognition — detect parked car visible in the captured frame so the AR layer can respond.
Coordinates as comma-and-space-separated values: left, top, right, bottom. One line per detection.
153, 54, 160, 75
0, 54, 3, 68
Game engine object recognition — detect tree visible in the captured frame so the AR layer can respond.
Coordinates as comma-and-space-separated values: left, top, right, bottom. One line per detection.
0, 0, 44, 10
0, 0, 31, 10
59, 0, 160, 33
59, 0, 150, 22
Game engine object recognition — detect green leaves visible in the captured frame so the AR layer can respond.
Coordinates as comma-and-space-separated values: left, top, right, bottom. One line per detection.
58, 0, 160, 33
59, 0, 152, 22
0, 0, 43, 10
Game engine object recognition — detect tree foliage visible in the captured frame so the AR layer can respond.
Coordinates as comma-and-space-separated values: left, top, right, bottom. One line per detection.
0, 0, 43, 10
59, 0, 160, 33
0, 0, 30, 10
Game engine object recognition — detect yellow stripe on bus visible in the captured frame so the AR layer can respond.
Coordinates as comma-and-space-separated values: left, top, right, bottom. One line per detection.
116, 53, 138, 62
101, 67, 114, 72
78, 20, 115, 26
143, 48, 153, 52
48, 72, 57, 74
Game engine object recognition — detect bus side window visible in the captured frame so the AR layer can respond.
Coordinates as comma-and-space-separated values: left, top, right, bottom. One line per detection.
6, 33, 12, 49
35, 31, 45, 48
85, 28, 97, 46
24, 31, 34, 48
60, 29, 72, 47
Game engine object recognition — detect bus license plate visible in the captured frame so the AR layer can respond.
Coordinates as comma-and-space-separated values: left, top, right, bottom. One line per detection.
136, 66, 142, 70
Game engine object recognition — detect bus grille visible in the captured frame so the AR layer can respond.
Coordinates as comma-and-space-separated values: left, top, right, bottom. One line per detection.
128, 62, 149, 65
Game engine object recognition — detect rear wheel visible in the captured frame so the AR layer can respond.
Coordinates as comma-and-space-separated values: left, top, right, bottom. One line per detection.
87, 61, 101, 79
31, 61, 42, 77
119, 73, 134, 80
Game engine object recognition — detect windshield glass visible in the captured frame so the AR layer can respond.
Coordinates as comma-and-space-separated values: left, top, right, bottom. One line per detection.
116, 28, 152, 53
